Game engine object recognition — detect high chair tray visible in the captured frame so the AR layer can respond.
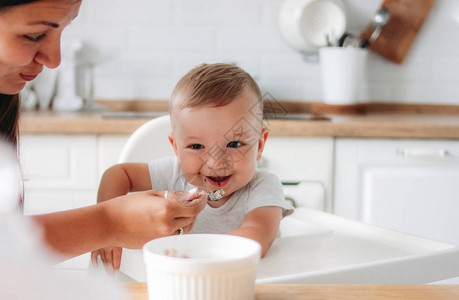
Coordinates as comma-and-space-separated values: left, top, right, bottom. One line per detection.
117, 207, 459, 283
257, 207, 459, 284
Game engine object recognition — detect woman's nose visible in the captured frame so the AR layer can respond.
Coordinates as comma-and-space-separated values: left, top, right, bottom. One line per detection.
34, 38, 62, 69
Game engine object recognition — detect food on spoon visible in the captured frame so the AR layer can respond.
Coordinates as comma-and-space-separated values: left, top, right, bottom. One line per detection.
188, 187, 225, 201
207, 189, 225, 201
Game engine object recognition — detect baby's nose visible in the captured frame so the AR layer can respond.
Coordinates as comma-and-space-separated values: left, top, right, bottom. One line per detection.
204, 151, 233, 171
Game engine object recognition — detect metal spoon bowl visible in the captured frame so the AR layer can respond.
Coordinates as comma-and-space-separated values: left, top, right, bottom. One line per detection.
361, 6, 391, 48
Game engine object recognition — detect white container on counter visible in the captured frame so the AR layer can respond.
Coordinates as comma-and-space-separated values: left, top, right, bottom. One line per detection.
53, 40, 83, 111
319, 46, 368, 105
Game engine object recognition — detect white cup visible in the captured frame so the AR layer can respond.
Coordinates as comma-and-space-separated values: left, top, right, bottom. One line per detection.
143, 234, 261, 300
319, 47, 368, 105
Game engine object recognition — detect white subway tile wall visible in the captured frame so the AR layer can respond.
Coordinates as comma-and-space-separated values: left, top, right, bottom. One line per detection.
62, 0, 459, 104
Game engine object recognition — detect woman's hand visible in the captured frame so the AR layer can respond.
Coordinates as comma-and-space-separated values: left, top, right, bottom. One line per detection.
33, 189, 206, 258
102, 189, 206, 249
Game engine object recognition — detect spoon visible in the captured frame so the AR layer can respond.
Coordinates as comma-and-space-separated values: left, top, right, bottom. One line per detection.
188, 187, 225, 201
338, 32, 361, 48
361, 6, 390, 48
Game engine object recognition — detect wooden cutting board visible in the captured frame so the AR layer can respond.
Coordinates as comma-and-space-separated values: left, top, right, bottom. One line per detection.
360, 0, 436, 64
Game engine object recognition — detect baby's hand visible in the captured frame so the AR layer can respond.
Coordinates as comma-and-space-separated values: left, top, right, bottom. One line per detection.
165, 189, 207, 209
91, 247, 123, 276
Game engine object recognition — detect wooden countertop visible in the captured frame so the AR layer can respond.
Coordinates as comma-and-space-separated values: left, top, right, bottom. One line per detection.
121, 282, 459, 300
19, 101, 459, 139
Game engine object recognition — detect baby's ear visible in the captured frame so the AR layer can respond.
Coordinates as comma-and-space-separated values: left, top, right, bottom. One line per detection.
168, 132, 179, 158
256, 128, 269, 160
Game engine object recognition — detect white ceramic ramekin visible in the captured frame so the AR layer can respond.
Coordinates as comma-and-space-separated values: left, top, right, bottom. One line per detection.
143, 234, 261, 300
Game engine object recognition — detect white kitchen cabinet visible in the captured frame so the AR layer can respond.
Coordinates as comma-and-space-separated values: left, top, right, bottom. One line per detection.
334, 138, 459, 246
20, 135, 98, 190
261, 137, 334, 211
20, 135, 98, 215
20, 135, 131, 215
23, 190, 96, 215
97, 135, 129, 180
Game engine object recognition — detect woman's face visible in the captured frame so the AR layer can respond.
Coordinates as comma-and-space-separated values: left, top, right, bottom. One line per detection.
0, 0, 81, 94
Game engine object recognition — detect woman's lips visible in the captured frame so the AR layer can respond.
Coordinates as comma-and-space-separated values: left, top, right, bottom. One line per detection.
20, 74, 38, 81
206, 175, 231, 187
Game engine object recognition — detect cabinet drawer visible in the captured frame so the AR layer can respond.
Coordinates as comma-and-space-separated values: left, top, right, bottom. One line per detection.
334, 138, 459, 245
355, 139, 459, 162
261, 137, 334, 211
97, 135, 129, 179
23, 189, 96, 215
261, 137, 334, 182
20, 135, 98, 190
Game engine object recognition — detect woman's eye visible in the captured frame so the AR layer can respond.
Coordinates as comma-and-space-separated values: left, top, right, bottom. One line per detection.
227, 141, 243, 148
24, 33, 46, 42
189, 144, 204, 150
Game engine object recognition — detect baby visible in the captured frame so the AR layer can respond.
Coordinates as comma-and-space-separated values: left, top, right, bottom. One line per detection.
91, 63, 293, 274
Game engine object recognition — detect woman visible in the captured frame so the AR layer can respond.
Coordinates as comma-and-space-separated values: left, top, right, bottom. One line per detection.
0, 0, 205, 260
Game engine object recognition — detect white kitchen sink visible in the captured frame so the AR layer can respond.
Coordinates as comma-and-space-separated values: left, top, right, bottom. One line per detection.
117, 207, 459, 283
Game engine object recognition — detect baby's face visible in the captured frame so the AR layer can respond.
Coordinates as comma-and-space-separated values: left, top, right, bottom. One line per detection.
169, 89, 267, 202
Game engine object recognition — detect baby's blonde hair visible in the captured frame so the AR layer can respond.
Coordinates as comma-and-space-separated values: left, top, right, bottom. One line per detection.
170, 63, 262, 113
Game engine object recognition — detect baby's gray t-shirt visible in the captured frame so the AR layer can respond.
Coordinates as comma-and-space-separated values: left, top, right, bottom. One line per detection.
148, 156, 294, 234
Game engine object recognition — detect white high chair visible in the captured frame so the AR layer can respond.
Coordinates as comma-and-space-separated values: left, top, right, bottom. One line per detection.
116, 115, 459, 284
118, 114, 174, 164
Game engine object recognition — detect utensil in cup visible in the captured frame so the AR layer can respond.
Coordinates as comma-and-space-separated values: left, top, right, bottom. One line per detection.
361, 6, 390, 48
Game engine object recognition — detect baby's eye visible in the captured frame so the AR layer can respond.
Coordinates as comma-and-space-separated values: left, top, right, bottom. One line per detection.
24, 33, 46, 42
227, 141, 243, 148
189, 144, 204, 150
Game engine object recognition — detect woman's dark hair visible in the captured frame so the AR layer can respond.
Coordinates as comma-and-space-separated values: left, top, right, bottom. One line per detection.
0, 94, 20, 146
0, 94, 23, 211
0, 0, 40, 145
0, 0, 40, 9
